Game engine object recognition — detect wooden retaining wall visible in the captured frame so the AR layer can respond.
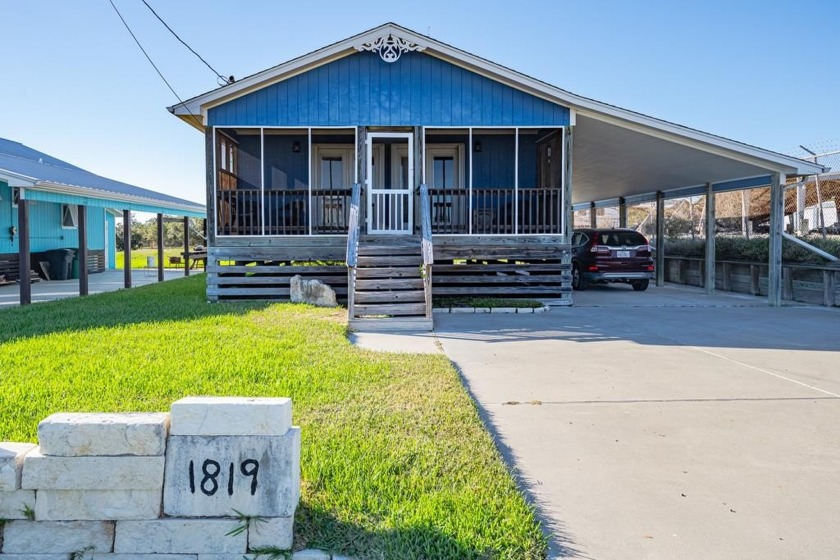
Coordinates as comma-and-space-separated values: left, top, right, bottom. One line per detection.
432, 236, 572, 303
664, 256, 839, 307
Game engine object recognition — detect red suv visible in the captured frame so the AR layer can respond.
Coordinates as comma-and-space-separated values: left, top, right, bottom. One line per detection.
571, 228, 655, 291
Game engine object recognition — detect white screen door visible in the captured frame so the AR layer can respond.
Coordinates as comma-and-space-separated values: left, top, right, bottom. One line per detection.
366, 132, 413, 234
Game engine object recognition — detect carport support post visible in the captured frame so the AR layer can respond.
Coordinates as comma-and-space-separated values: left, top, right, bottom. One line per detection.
768, 172, 785, 306
78, 205, 88, 297
183, 216, 190, 277
655, 191, 665, 286
123, 209, 132, 289
157, 213, 164, 282
17, 197, 31, 305
618, 198, 627, 228
704, 183, 715, 295
589, 202, 597, 228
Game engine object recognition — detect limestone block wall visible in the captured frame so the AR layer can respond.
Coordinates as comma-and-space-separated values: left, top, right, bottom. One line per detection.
0, 397, 300, 557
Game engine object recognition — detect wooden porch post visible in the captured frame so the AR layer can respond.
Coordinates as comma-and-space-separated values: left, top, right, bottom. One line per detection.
183, 216, 191, 277
655, 192, 665, 287
704, 183, 715, 295
618, 198, 627, 228
78, 205, 89, 297
768, 172, 785, 306
589, 202, 597, 228
157, 213, 164, 282
356, 126, 366, 231
205, 127, 216, 247
18, 196, 31, 305
123, 209, 132, 289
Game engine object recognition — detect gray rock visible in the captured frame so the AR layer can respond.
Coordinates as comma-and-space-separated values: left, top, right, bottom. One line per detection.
290, 276, 337, 307
0, 443, 37, 491
2, 520, 115, 553
37, 413, 169, 457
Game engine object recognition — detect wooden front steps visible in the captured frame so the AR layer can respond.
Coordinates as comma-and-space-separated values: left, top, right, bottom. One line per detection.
349, 235, 432, 332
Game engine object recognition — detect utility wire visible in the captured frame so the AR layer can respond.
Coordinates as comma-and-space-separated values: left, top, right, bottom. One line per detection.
106, 0, 205, 130
139, 0, 232, 86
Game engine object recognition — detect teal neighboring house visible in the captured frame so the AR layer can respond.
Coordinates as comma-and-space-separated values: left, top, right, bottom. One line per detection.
0, 137, 204, 302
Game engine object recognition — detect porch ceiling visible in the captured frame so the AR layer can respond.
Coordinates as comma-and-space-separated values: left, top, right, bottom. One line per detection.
572, 115, 780, 204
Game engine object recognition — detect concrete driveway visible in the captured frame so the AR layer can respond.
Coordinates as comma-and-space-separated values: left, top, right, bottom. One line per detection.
435, 284, 840, 559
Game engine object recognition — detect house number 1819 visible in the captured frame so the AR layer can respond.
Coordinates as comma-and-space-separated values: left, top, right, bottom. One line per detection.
188, 459, 260, 496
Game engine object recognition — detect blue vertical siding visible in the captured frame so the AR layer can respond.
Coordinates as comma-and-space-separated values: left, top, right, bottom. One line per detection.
0, 180, 15, 254
0, 180, 110, 255
209, 51, 569, 127
106, 212, 116, 268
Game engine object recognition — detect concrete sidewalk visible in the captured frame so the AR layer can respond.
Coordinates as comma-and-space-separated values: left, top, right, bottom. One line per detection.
354, 284, 840, 559
0, 269, 189, 307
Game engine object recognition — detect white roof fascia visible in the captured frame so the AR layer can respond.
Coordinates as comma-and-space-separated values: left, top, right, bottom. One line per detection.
173, 23, 823, 177
29, 182, 205, 215
0, 169, 38, 187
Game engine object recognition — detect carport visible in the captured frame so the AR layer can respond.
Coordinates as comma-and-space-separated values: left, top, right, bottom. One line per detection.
564, 104, 824, 305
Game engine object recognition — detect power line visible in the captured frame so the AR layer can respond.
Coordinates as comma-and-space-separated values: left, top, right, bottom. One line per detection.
139, 0, 232, 86
106, 0, 204, 130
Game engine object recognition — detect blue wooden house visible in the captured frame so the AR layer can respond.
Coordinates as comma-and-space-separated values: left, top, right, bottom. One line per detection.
0, 137, 205, 303
171, 23, 821, 328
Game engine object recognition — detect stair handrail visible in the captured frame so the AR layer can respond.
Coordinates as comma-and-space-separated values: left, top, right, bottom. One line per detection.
346, 182, 362, 267
419, 183, 434, 319
346, 182, 362, 319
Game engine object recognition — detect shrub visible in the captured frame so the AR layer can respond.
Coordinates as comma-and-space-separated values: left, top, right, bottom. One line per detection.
664, 236, 840, 264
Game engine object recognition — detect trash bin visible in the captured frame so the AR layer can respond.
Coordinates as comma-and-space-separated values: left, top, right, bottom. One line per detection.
71, 254, 79, 279
45, 249, 76, 280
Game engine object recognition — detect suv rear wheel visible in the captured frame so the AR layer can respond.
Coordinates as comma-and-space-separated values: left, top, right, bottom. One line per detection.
631, 279, 649, 292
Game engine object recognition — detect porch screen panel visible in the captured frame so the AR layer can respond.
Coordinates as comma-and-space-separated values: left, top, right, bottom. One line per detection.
263, 133, 309, 235
470, 131, 516, 234
310, 131, 355, 234
216, 130, 263, 236
518, 129, 563, 235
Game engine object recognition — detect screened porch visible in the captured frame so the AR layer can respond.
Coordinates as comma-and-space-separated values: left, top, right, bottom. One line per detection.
213, 126, 565, 237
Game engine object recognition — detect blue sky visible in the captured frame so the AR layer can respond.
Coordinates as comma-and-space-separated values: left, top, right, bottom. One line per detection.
1, 0, 838, 205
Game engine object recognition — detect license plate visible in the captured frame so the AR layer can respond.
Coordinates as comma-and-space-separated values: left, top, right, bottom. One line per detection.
616, 250, 630, 258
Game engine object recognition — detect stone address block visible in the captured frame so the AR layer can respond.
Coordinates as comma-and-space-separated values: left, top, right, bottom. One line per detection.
0, 443, 36, 491
170, 397, 292, 437
35, 489, 161, 521
0, 489, 35, 519
38, 413, 169, 457
114, 519, 246, 554
248, 516, 293, 550
0, 555, 71, 560
163, 430, 300, 518
22, 449, 164, 490
2, 521, 115, 553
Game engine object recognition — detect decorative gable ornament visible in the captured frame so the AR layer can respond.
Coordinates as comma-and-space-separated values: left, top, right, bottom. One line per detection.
354, 33, 426, 63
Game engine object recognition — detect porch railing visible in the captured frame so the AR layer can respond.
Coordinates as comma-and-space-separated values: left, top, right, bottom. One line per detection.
217, 187, 352, 236
429, 187, 563, 235
419, 183, 434, 319
216, 183, 562, 236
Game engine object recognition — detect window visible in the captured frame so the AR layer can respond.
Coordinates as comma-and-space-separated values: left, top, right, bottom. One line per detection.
312, 146, 353, 190
433, 156, 455, 189
11, 187, 20, 208
319, 156, 344, 189
61, 204, 78, 228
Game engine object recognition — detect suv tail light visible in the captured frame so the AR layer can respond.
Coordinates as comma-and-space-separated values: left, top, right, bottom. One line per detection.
637, 245, 652, 256
590, 245, 611, 255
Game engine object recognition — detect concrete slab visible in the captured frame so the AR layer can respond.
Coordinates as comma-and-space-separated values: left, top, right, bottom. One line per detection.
0, 269, 188, 307
349, 331, 442, 354
435, 286, 840, 559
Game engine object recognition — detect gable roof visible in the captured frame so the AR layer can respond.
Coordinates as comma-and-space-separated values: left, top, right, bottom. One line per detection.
0, 137, 205, 216
170, 22, 822, 179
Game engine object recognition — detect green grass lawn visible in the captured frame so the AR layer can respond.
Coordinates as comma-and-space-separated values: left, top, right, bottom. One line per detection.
0, 276, 546, 559
115, 248, 188, 270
